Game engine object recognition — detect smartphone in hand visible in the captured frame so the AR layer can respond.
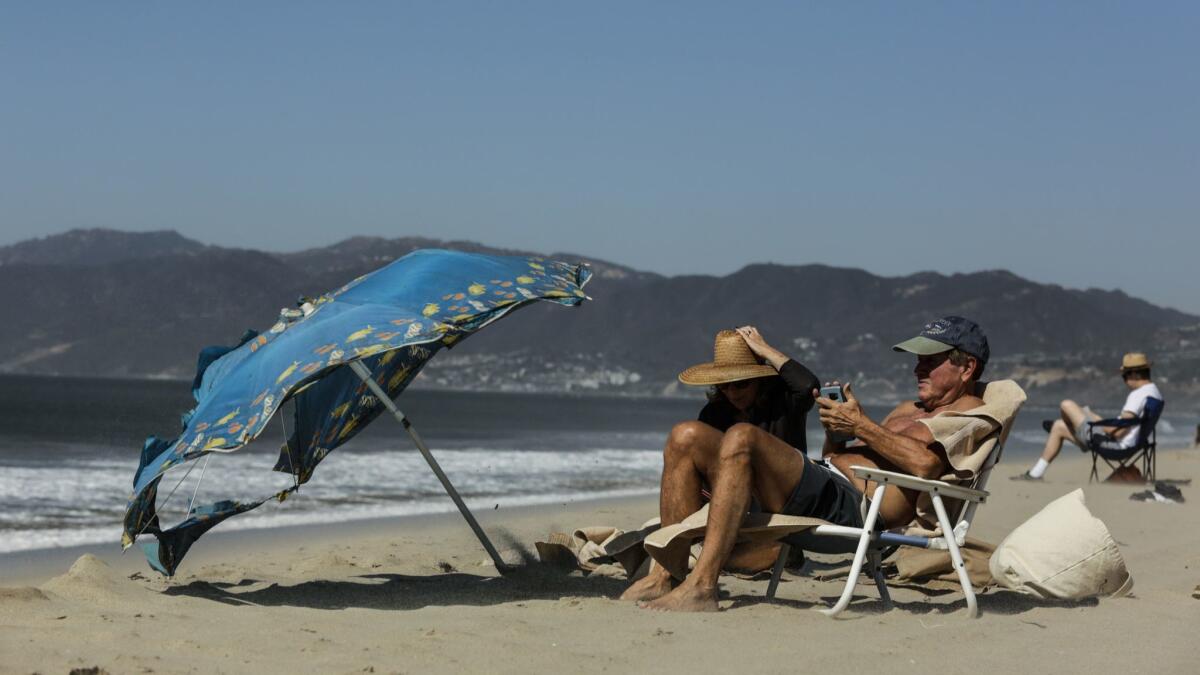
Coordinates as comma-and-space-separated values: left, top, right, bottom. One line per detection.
819, 384, 846, 402
819, 384, 853, 443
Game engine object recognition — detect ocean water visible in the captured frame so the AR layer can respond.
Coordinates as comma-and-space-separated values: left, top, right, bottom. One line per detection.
0, 375, 703, 554
0, 375, 1193, 554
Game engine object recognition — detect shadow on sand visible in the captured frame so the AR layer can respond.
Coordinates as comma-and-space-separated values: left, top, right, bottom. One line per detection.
727, 582, 1100, 616
162, 563, 627, 611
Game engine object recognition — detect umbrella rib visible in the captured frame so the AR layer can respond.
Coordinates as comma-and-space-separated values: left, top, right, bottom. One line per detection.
186, 454, 211, 516
278, 400, 300, 490
132, 456, 203, 540
132, 392, 299, 544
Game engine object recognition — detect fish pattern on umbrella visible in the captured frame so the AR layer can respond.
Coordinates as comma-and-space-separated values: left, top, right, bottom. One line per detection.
123, 249, 592, 575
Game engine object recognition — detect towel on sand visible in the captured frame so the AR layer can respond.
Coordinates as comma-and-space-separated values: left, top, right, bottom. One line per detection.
907, 379, 1026, 535
535, 518, 660, 576
642, 504, 827, 581
810, 538, 996, 590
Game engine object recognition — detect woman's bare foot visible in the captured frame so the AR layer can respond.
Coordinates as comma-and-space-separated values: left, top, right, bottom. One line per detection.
639, 580, 719, 612
619, 572, 674, 602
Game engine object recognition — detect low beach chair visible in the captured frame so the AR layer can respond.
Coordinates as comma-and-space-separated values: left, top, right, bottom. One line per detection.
644, 380, 1023, 619
765, 462, 998, 618
763, 381, 1023, 619
1085, 397, 1163, 483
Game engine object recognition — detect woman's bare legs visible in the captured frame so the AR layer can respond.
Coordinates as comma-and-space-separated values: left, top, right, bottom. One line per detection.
619, 421, 724, 601
641, 424, 806, 611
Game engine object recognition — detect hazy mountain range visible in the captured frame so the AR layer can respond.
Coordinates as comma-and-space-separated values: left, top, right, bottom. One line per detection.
2, 228, 1198, 407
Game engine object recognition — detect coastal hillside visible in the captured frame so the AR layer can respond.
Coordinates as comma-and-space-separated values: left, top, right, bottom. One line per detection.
2, 229, 1197, 405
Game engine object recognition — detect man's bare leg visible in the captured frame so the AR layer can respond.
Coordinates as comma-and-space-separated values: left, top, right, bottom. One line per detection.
619, 421, 724, 601
1046, 399, 1102, 460
828, 449, 919, 527
1058, 399, 1094, 442
642, 424, 805, 611
1021, 399, 1102, 479
1040, 419, 1074, 462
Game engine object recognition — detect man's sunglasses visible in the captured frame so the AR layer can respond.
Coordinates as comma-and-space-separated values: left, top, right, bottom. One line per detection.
717, 379, 755, 391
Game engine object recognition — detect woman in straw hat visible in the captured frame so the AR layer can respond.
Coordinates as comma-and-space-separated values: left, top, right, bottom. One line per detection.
620, 326, 819, 601
681, 327, 819, 453
1013, 352, 1162, 481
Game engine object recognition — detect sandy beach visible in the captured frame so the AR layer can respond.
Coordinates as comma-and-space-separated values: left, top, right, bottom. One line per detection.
2, 451, 1197, 675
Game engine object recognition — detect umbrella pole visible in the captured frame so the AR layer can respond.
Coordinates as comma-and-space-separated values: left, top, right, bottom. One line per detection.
348, 361, 509, 572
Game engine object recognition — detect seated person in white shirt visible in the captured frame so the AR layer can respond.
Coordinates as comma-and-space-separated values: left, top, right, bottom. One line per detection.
1013, 352, 1162, 481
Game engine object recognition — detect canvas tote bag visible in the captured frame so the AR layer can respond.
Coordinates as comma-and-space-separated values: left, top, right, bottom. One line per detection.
989, 489, 1133, 599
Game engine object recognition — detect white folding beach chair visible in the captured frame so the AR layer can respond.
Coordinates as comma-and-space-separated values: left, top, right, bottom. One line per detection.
765, 381, 1022, 619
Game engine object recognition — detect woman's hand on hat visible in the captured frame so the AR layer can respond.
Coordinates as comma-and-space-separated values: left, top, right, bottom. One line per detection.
735, 325, 765, 352
735, 325, 787, 370
815, 382, 864, 436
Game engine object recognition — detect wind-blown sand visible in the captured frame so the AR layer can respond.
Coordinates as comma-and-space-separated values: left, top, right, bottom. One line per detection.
2, 451, 1197, 674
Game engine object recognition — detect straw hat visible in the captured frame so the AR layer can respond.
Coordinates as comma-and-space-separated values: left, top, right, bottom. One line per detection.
678, 330, 777, 386
1118, 352, 1152, 372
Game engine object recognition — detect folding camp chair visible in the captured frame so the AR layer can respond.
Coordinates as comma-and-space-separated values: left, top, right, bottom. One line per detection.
765, 380, 1023, 619
1085, 397, 1163, 483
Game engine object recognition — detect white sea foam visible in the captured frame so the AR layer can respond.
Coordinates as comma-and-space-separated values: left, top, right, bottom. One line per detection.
0, 486, 661, 554
4, 409, 1193, 555
0, 446, 664, 554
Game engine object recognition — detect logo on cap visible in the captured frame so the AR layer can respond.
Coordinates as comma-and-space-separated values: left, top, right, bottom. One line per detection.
924, 320, 949, 335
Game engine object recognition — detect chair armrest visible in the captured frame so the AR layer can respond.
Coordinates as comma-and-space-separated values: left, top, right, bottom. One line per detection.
850, 465, 988, 503
1088, 417, 1137, 428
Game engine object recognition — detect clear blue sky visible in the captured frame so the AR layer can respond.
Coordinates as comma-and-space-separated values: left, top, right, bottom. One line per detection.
3, 2, 1198, 312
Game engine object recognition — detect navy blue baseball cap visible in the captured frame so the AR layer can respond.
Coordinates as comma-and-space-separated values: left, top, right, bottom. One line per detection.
892, 316, 990, 364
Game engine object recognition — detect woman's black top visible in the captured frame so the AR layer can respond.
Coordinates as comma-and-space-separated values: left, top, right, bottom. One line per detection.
696, 359, 820, 454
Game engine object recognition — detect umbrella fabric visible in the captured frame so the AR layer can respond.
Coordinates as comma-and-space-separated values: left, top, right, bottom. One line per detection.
123, 249, 591, 575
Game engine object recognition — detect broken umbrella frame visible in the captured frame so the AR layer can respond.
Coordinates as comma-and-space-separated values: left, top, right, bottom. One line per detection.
122, 249, 591, 576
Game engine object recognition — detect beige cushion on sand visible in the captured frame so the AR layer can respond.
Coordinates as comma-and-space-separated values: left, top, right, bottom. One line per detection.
989, 488, 1133, 600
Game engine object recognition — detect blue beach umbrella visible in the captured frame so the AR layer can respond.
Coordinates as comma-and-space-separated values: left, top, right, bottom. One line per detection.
122, 249, 591, 575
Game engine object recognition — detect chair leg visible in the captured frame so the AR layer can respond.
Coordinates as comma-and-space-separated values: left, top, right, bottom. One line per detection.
931, 493, 979, 619
868, 548, 893, 611
820, 483, 886, 618
766, 543, 789, 602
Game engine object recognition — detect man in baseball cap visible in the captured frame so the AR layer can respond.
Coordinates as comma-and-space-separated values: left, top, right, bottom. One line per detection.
892, 315, 991, 366
890, 316, 990, 411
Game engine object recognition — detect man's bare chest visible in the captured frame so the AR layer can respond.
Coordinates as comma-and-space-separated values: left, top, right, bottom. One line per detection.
883, 409, 935, 433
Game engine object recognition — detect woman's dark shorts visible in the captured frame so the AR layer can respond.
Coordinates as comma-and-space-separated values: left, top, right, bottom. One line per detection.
781, 459, 864, 528
779, 459, 869, 554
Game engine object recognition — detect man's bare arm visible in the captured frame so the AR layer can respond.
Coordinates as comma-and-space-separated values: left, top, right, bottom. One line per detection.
1108, 410, 1139, 439
822, 400, 909, 457
849, 416, 942, 479
816, 386, 943, 479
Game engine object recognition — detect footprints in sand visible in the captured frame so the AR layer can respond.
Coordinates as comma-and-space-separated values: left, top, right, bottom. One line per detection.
0, 585, 51, 610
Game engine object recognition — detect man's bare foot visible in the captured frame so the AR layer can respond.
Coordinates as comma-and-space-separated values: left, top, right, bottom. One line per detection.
639, 581, 719, 612
619, 572, 674, 602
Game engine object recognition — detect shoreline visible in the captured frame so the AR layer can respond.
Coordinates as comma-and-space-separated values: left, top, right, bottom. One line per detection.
0, 491, 660, 586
